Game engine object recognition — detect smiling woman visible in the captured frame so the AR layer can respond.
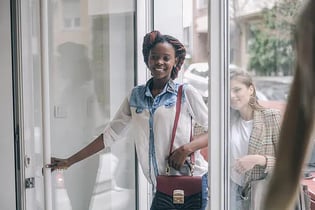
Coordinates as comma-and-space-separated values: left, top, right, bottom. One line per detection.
49, 30, 209, 210
147, 42, 177, 95
229, 69, 281, 210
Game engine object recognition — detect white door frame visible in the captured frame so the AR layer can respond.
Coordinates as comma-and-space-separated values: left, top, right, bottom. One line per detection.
209, 0, 230, 209
10, 0, 50, 209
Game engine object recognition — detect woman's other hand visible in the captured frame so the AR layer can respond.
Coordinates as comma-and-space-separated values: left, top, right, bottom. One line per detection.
233, 155, 267, 174
168, 144, 192, 170
168, 133, 207, 170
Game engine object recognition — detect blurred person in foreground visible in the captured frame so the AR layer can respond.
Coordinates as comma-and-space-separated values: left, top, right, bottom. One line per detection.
264, 0, 315, 209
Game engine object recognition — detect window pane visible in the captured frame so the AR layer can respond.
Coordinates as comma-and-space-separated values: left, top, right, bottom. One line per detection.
153, 1, 209, 146
63, 0, 81, 28
229, 0, 304, 209
182, 0, 209, 104
48, 0, 136, 210
153, 0, 210, 206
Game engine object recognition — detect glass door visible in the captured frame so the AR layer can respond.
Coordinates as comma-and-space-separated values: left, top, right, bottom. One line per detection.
46, 0, 137, 209
18, 0, 137, 210
45, 0, 135, 210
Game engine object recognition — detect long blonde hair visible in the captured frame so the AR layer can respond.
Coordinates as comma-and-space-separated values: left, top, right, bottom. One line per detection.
264, 0, 315, 209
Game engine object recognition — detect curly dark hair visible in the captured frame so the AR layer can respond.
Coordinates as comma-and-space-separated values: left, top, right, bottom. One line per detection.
142, 30, 186, 79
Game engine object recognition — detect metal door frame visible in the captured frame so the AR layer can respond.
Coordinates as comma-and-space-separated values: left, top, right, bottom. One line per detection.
11, 0, 25, 209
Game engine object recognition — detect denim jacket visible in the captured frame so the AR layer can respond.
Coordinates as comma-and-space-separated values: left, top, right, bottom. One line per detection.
103, 79, 208, 185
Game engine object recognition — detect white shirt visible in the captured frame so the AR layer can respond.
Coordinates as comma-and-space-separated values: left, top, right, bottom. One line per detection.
230, 116, 253, 185
102, 79, 208, 185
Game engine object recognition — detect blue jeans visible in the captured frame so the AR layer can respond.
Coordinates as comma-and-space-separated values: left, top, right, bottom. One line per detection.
150, 173, 208, 210
230, 181, 250, 210
200, 173, 209, 210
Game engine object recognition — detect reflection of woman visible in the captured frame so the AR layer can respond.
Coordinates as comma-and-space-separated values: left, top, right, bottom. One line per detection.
50, 31, 209, 210
229, 69, 281, 210
53, 42, 103, 210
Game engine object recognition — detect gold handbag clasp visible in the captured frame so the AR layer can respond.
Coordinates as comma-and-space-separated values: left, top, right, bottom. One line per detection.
173, 189, 184, 204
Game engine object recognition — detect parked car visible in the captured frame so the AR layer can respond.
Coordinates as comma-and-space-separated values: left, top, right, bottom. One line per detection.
253, 76, 292, 102
183, 62, 292, 103
183, 62, 209, 101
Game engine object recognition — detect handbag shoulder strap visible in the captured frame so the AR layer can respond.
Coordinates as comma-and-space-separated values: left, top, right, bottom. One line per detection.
169, 85, 183, 155
168, 85, 195, 163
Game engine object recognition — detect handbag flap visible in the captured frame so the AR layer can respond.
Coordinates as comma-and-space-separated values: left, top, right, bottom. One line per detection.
156, 175, 202, 196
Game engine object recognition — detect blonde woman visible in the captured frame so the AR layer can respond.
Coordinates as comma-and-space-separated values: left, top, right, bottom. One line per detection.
229, 69, 281, 209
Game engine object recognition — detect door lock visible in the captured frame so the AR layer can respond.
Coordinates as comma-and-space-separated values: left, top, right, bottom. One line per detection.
25, 177, 35, 189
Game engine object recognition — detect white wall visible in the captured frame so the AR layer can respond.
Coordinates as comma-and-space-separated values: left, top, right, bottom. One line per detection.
0, 0, 17, 209
153, 0, 183, 42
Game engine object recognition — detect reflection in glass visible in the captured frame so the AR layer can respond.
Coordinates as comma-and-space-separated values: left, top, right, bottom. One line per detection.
49, 0, 135, 210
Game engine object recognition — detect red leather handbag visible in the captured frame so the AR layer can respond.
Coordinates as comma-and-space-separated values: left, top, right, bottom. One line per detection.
153, 85, 203, 209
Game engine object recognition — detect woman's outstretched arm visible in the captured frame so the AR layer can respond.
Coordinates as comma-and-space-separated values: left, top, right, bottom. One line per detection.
49, 134, 105, 171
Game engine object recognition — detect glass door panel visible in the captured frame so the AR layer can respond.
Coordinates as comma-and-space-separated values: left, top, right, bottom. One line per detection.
20, 0, 136, 209
153, 0, 210, 208
47, 0, 136, 210
228, 0, 301, 209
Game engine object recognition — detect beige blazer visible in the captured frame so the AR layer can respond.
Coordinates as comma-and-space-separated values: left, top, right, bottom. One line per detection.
244, 108, 281, 183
